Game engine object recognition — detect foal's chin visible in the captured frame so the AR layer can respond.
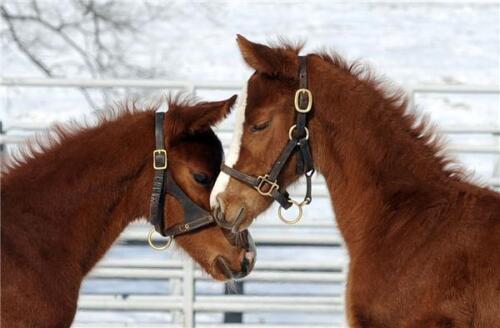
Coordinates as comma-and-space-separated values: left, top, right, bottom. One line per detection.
207, 230, 257, 281
207, 253, 253, 281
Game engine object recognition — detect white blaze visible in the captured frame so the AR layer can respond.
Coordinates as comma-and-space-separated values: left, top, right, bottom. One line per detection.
210, 84, 247, 207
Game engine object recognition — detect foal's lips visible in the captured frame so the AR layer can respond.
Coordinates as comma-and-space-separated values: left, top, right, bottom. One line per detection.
213, 230, 256, 281
215, 256, 234, 279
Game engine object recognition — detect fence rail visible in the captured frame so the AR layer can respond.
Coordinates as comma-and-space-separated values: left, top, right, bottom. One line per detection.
1, 77, 499, 327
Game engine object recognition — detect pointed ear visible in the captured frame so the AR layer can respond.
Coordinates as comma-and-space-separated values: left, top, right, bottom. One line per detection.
236, 34, 299, 78
167, 95, 237, 137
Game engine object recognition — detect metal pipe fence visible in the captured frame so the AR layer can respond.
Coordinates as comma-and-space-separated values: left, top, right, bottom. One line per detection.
1, 77, 499, 327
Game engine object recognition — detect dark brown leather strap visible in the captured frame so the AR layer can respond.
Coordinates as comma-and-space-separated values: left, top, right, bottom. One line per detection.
150, 112, 167, 235
221, 164, 260, 187
268, 138, 299, 181
149, 110, 215, 238
163, 171, 214, 237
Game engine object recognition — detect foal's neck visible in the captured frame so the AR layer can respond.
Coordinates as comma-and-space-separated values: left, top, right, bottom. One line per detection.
4, 109, 155, 274
309, 58, 457, 252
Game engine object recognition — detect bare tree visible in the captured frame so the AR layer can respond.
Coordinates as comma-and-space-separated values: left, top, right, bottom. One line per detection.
1, 0, 173, 108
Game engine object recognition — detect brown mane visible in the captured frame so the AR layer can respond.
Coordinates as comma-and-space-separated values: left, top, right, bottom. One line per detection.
318, 49, 475, 183
266, 40, 469, 183
2, 93, 206, 175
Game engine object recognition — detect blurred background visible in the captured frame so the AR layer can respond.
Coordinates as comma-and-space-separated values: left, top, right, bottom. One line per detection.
1, 1, 499, 327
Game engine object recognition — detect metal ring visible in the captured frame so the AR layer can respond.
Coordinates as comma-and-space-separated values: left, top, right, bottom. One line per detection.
289, 125, 309, 140
147, 227, 172, 251
278, 199, 303, 225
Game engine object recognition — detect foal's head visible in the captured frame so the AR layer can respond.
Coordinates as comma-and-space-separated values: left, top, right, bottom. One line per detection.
162, 95, 255, 280
211, 35, 305, 232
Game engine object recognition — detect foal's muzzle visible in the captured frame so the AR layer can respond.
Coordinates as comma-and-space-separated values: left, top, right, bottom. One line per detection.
213, 196, 247, 233
217, 229, 256, 280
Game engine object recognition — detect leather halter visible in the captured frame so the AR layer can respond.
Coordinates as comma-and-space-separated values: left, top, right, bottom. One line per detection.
221, 56, 315, 224
148, 110, 215, 250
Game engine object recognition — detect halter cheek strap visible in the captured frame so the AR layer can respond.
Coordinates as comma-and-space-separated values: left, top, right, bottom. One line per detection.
148, 110, 214, 249
220, 55, 315, 223
149, 111, 168, 234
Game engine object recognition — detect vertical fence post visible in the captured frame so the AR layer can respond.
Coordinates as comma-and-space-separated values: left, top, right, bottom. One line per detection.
223, 281, 244, 323
183, 258, 195, 328
172, 277, 183, 324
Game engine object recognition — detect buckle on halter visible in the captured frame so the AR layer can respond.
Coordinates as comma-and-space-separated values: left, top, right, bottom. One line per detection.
153, 149, 168, 170
294, 88, 313, 113
255, 174, 279, 197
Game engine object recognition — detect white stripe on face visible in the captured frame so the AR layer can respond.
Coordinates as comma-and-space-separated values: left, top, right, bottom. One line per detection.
210, 84, 248, 208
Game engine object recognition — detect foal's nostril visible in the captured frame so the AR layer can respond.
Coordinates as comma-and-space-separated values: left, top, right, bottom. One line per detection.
213, 197, 233, 230
241, 231, 256, 275
231, 207, 246, 233
240, 256, 250, 275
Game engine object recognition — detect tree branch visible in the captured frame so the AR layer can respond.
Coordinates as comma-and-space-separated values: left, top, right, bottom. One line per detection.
1, 5, 53, 76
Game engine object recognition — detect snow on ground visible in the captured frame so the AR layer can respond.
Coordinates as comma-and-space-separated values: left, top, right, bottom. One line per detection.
1, 1, 499, 326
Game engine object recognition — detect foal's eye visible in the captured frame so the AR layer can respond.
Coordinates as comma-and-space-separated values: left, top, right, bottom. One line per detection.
250, 121, 271, 133
193, 173, 211, 186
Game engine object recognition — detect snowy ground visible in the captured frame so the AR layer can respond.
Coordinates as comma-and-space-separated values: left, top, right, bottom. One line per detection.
1, 1, 499, 327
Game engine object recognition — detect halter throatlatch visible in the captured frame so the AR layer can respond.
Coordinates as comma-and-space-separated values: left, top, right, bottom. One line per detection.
148, 110, 215, 250
221, 56, 315, 224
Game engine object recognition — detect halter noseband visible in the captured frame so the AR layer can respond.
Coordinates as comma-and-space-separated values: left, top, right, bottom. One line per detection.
148, 110, 215, 250
221, 56, 315, 224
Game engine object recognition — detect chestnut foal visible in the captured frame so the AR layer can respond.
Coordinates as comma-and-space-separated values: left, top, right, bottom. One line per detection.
211, 36, 500, 327
1, 96, 255, 327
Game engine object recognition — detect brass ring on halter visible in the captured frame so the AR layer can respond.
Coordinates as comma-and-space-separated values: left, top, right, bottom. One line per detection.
289, 125, 309, 141
147, 227, 172, 251
294, 88, 313, 113
278, 199, 303, 225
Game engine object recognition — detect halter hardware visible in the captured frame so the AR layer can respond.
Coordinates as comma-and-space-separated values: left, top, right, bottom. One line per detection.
278, 199, 303, 224
289, 125, 309, 141
148, 110, 215, 250
220, 56, 315, 226
153, 149, 168, 170
147, 227, 172, 251
256, 174, 280, 197
294, 88, 313, 113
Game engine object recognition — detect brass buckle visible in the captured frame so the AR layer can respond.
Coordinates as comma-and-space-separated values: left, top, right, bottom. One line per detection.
147, 227, 172, 251
153, 149, 167, 170
255, 174, 279, 197
294, 88, 313, 113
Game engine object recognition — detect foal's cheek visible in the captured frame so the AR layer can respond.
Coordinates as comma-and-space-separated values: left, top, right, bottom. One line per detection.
165, 196, 184, 226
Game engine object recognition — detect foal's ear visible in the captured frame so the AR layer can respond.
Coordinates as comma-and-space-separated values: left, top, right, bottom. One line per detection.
236, 34, 299, 79
168, 95, 237, 136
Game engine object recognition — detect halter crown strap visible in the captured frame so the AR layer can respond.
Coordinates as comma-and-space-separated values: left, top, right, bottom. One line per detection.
149, 111, 168, 235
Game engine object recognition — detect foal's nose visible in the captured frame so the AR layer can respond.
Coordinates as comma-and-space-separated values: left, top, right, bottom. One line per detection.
212, 196, 233, 230
213, 196, 247, 233
234, 230, 256, 279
